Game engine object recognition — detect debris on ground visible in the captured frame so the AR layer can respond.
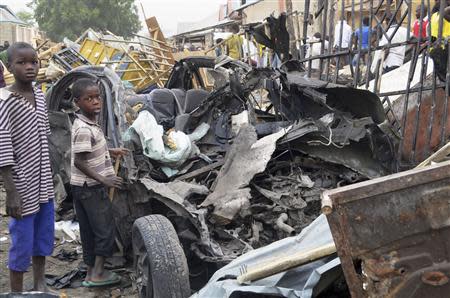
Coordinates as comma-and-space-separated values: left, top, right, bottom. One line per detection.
54, 221, 80, 243
46, 268, 86, 290
192, 214, 341, 298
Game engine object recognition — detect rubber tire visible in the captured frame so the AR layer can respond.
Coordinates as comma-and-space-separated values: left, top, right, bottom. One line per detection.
133, 215, 190, 298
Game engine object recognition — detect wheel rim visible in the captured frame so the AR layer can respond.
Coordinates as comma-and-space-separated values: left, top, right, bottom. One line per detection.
133, 229, 153, 298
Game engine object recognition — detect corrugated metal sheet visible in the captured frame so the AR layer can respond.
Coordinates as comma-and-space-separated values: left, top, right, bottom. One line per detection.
0, 5, 27, 25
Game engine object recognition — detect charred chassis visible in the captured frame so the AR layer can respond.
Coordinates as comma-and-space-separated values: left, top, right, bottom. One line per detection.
46, 57, 396, 296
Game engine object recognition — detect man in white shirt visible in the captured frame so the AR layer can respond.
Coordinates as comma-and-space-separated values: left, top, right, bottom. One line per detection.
334, 19, 353, 68
242, 37, 258, 67
379, 15, 408, 73
306, 32, 329, 72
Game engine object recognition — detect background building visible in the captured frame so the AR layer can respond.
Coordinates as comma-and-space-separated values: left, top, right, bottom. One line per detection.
0, 5, 40, 45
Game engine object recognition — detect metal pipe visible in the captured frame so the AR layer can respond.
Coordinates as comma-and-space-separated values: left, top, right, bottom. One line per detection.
353, 0, 364, 87
325, 0, 335, 81
334, 0, 346, 83
301, 0, 311, 60
318, 0, 329, 77
440, 41, 450, 147
397, 45, 419, 163
364, 0, 375, 89
410, 1, 430, 162
379, 84, 446, 97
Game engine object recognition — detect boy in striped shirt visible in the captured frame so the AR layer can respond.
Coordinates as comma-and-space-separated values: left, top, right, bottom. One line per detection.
0, 42, 55, 293
70, 78, 127, 287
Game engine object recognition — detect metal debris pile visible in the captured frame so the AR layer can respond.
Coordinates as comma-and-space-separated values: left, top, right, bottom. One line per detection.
3, 18, 174, 93
47, 53, 397, 287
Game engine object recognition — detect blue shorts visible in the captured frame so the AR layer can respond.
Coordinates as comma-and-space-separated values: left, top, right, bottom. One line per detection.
8, 200, 55, 272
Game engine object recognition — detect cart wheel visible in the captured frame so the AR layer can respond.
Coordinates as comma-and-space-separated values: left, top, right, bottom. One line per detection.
132, 214, 190, 298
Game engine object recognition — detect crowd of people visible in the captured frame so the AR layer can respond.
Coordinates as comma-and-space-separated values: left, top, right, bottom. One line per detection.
211, 24, 281, 68
325, 0, 449, 77
202, 0, 450, 78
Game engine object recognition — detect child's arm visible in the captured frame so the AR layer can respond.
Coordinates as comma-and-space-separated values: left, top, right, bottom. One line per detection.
109, 148, 129, 159
0, 106, 22, 219
74, 152, 122, 188
0, 166, 22, 219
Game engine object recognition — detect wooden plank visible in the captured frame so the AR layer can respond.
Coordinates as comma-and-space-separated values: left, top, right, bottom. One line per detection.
145, 16, 175, 65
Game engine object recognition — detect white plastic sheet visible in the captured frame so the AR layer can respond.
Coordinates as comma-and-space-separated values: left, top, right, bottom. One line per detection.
127, 111, 209, 175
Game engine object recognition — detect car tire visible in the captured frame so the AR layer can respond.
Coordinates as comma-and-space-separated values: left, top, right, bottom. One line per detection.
133, 214, 190, 298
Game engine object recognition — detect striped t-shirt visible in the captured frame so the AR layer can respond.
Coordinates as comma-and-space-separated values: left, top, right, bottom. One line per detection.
70, 114, 115, 187
0, 87, 54, 217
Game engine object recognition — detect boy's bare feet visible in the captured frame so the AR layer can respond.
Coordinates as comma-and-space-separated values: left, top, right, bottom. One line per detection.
85, 266, 93, 282
10, 270, 24, 292
90, 269, 118, 283
32, 256, 56, 293
87, 256, 120, 285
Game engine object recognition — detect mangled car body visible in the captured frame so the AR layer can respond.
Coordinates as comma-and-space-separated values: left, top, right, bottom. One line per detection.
46, 56, 396, 296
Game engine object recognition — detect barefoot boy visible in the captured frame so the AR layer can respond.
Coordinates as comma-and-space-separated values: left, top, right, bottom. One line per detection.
70, 78, 127, 287
0, 42, 55, 292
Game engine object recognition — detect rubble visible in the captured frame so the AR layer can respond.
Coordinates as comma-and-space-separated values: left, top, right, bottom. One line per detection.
3, 19, 175, 93
191, 215, 341, 298
46, 51, 396, 293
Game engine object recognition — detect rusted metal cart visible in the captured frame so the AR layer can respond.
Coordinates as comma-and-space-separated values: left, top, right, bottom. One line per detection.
322, 161, 450, 297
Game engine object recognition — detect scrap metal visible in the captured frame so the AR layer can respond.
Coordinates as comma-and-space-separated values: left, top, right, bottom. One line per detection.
322, 161, 450, 297
46, 54, 396, 291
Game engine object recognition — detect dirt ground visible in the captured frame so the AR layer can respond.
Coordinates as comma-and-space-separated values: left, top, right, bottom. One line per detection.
0, 184, 138, 297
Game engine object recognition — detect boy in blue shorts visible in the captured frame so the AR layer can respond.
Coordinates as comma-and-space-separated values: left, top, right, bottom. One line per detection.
0, 42, 55, 293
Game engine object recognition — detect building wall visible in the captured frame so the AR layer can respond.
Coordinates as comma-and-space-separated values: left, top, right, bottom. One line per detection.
292, 0, 320, 38
0, 23, 40, 45
0, 23, 14, 44
242, 0, 281, 24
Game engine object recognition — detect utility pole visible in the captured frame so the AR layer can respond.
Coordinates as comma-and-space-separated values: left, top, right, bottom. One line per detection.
285, 0, 297, 59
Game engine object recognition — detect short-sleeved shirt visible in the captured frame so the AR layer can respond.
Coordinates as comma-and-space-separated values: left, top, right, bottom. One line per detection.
379, 25, 408, 68
307, 39, 329, 70
334, 21, 353, 48
226, 34, 243, 60
413, 18, 428, 39
0, 87, 54, 216
70, 114, 114, 187
430, 12, 450, 39
355, 26, 370, 49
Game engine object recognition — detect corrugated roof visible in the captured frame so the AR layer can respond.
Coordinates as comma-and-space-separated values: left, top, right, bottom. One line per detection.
0, 5, 28, 25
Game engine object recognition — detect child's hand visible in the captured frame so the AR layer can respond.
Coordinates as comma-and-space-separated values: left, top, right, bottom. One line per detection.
6, 189, 23, 219
101, 175, 123, 188
109, 148, 130, 159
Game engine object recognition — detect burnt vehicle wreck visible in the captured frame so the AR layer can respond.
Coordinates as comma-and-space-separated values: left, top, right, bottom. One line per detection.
46, 56, 396, 297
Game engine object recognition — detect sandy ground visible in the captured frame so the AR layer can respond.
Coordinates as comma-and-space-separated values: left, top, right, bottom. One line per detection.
0, 184, 138, 297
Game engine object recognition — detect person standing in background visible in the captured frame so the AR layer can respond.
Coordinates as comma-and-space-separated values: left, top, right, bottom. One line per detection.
353, 17, 371, 65
412, 5, 429, 41
225, 24, 243, 60
334, 17, 353, 68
